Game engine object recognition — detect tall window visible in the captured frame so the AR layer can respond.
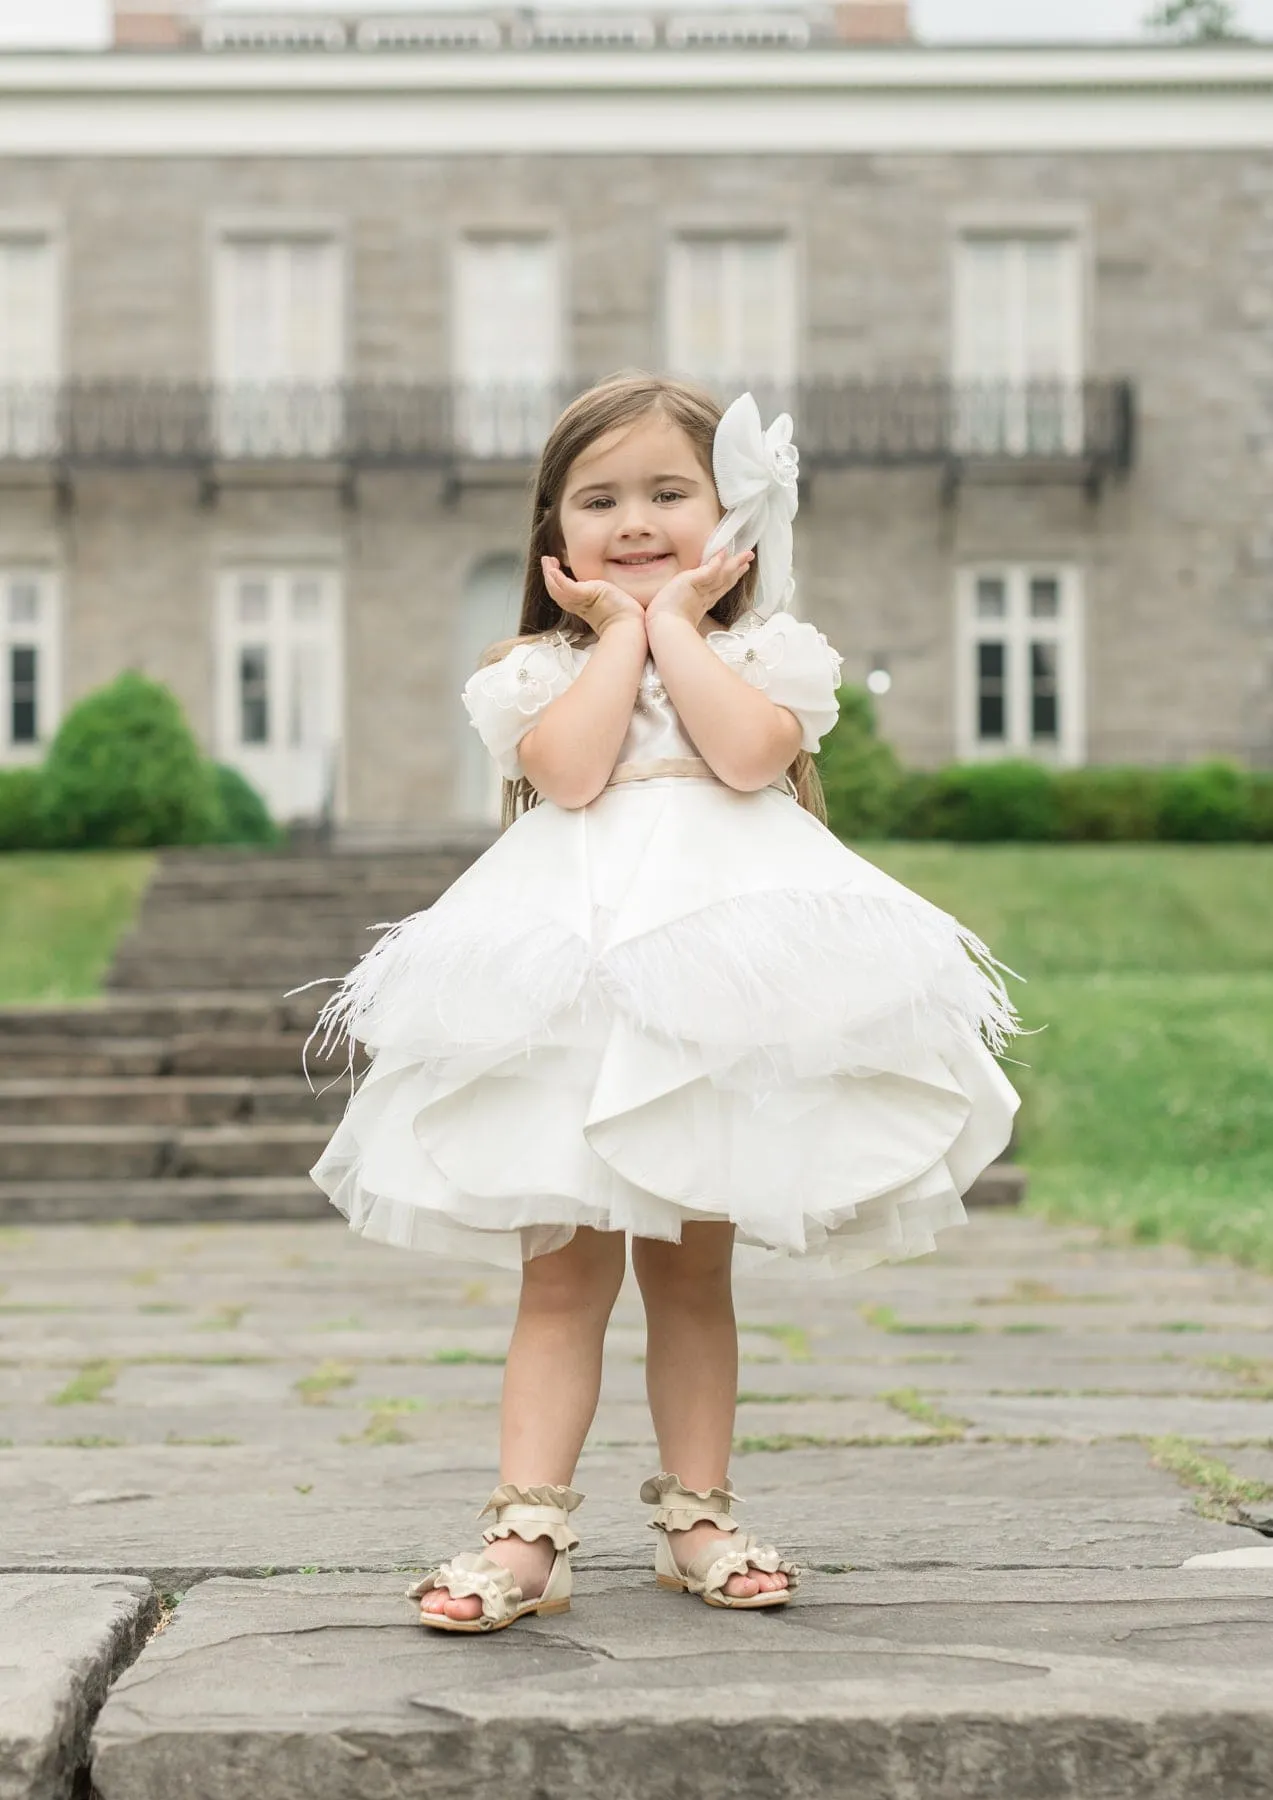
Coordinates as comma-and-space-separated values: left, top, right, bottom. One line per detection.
0, 236, 59, 458
953, 235, 1083, 455
214, 235, 343, 456
0, 571, 59, 759
956, 565, 1084, 765
215, 568, 342, 822
452, 236, 563, 457
667, 235, 796, 406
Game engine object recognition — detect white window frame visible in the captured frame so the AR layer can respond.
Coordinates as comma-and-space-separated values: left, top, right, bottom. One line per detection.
209, 215, 346, 459
213, 563, 345, 823
665, 231, 798, 403
451, 231, 564, 459
0, 217, 62, 460
955, 563, 1085, 767
0, 567, 61, 763
951, 228, 1085, 457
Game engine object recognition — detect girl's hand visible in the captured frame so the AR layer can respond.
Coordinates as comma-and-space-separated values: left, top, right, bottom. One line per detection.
542, 557, 647, 639
644, 548, 755, 630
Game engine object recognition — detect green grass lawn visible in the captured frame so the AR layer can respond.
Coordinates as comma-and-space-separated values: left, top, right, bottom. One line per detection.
0, 852, 154, 1004
867, 845, 1273, 1273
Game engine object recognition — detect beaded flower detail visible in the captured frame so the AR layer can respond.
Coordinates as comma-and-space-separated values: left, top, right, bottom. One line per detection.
705, 616, 788, 690
463, 633, 574, 726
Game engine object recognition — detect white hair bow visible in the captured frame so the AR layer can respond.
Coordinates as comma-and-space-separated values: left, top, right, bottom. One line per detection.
701, 392, 800, 620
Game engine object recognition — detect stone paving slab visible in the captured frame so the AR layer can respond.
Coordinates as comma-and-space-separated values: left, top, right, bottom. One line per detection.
89, 1570, 1273, 1800
0, 1442, 1259, 1588
0, 1575, 156, 1800
953, 1393, 1273, 1443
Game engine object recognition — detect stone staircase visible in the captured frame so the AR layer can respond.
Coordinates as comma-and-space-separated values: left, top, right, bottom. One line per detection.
0, 842, 1024, 1223
0, 845, 493, 1225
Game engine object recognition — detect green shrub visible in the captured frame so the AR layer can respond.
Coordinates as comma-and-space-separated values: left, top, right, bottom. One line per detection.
0, 766, 49, 851
817, 685, 904, 838
889, 769, 947, 839
1053, 766, 1165, 842
1250, 773, 1273, 844
892, 758, 1060, 842
208, 762, 283, 847
39, 671, 224, 849
1157, 759, 1254, 842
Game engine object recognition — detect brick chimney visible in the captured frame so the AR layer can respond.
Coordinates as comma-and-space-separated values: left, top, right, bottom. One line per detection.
834, 2, 911, 42
113, 2, 202, 47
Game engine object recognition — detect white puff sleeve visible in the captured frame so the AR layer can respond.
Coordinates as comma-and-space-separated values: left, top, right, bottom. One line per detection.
707, 611, 844, 753
461, 633, 580, 781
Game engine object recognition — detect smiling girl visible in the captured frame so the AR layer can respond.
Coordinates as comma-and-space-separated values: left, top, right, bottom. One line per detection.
308, 371, 1022, 1633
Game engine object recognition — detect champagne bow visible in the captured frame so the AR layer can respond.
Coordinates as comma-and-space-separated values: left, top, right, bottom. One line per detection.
701, 392, 800, 620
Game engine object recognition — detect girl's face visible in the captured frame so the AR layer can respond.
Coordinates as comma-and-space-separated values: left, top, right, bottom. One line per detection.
556, 414, 724, 604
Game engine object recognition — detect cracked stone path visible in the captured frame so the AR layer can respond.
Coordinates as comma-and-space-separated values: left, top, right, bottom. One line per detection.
2, 1213, 1272, 1799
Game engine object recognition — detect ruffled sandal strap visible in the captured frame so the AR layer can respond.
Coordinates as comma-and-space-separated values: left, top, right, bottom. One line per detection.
683, 1530, 802, 1597
478, 1481, 584, 1553
405, 1551, 524, 1628
639, 1470, 741, 1535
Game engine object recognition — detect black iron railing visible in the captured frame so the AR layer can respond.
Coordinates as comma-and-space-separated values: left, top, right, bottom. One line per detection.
0, 378, 1135, 475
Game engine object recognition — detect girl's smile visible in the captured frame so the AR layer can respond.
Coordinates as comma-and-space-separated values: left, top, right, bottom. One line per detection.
558, 414, 725, 603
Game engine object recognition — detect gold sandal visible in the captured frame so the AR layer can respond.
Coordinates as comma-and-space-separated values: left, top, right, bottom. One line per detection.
640, 1471, 799, 1610
407, 1482, 583, 1633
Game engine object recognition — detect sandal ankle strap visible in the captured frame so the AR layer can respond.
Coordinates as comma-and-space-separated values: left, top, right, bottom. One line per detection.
478, 1481, 584, 1553
639, 1470, 741, 1535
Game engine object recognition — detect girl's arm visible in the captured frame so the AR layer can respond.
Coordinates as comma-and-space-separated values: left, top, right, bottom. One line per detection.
646, 608, 802, 795
518, 564, 649, 810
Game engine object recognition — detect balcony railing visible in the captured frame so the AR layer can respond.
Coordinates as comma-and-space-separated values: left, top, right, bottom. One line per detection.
0, 378, 1135, 478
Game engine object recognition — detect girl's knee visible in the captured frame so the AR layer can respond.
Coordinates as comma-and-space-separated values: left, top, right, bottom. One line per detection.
632, 1223, 735, 1303
520, 1227, 626, 1315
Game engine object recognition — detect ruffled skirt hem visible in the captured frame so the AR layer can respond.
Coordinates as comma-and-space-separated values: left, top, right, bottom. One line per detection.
301, 782, 1023, 1276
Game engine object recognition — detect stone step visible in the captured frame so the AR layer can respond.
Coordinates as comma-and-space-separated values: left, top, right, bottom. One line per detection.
121, 903, 430, 937
137, 858, 483, 897
0, 1175, 324, 1224
0, 1032, 333, 1080
86, 1571, 1273, 1800
1, 1575, 157, 1800
0, 1123, 329, 1182
0, 994, 323, 1039
106, 954, 361, 993
0, 1077, 345, 1128
0, 1037, 170, 1079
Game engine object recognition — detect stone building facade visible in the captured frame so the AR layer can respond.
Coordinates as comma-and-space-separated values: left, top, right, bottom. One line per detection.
0, 13, 1269, 830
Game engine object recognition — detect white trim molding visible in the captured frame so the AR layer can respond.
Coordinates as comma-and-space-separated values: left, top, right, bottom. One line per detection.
0, 46, 1268, 156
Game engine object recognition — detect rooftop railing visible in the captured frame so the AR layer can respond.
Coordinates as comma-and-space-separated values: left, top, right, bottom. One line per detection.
0, 377, 1135, 485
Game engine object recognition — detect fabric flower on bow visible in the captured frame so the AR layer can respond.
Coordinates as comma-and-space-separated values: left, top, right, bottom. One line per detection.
701, 392, 800, 621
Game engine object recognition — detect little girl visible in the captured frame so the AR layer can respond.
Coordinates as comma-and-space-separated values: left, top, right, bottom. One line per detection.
308, 371, 1022, 1632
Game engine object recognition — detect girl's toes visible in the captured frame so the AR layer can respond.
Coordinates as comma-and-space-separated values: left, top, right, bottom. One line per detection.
443, 1594, 483, 1620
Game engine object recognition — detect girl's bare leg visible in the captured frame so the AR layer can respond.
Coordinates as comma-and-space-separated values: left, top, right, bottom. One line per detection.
422, 1226, 628, 1621
632, 1221, 787, 1599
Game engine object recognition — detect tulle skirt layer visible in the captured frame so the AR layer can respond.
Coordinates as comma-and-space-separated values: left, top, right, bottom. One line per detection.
307, 778, 1022, 1277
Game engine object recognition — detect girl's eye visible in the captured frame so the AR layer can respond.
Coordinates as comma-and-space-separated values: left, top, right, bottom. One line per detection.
584, 497, 614, 510
656, 490, 685, 504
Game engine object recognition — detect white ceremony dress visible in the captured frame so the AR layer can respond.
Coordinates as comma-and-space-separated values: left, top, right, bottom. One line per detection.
308, 607, 1022, 1277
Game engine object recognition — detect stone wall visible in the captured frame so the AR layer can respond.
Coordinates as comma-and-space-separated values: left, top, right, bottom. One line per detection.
0, 145, 1267, 824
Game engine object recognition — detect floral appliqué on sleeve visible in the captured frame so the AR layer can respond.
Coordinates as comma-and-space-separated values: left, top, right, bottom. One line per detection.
463, 632, 574, 726
704, 615, 788, 691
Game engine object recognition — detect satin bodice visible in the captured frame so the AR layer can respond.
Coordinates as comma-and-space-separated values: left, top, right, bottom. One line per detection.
616, 658, 703, 765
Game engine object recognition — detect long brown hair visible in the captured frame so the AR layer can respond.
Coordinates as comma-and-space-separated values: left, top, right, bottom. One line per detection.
477, 369, 828, 831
